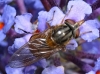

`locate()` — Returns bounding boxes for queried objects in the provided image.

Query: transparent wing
[8,43,41,68]
[8,35,53,68]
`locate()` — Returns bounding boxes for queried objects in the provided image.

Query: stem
[76,51,100,61]
[60,51,93,73]
[15,0,27,14]
[91,0,100,11]
[40,0,52,11]
[84,0,100,21]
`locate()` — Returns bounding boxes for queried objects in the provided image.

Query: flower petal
[14,34,32,49]
[14,13,33,34]
[0,0,13,3]
[93,57,100,72]
[5,66,24,74]
[86,70,95,74]
[24,65,37,74]
[37,11,48,32]
[0,30,6,42]
[33,59,47,68]
[66,0,92,22]
[42,65,64,74]
[79,19,100,42]
[0,40,8,46]
[33,0,44,9]
[66,39,78,50]
[47,6,65,26]
[8,34,32,55]
[2,5,16,33]
[38,6,65,32]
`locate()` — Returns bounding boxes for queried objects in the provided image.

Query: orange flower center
[96,70,100,74]
[0,22,4,30]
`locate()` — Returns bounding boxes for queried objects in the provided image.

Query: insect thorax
[47,22,77,47]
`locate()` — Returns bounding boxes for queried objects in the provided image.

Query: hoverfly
[8,6,89,68]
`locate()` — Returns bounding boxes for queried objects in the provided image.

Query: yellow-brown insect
[8,7,86,68]
[8,19,85,68]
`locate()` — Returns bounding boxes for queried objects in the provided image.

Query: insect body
[8,18,85,68]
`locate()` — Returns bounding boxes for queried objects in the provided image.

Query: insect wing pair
[9,33,59,68]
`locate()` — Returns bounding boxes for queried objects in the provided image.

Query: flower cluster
[37,0,100,74]
[0,0,100,74]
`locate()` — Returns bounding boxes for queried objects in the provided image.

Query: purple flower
[66,0,92,21]
[0,4,16,46]
[38,6,65,29]
[8,34,32,54]
[66,39,78,50]
[8,13,37,51]
[33,59,47,68]
[79,19,100,42]
[14,13,36,34]
[38,11,48,32]
[42,65,64,74]
[2,4,16,34]
[24,65,37,74]
[81,39,100,54]
[5,66,24,74]
[47,6,65,26]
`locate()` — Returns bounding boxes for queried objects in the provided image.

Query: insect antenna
[60,5,73,24]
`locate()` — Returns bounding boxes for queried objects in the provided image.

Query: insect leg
[79,31,92,36]
[74,19,85,30]
[75,31,92,44]
[47,11,55,23]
